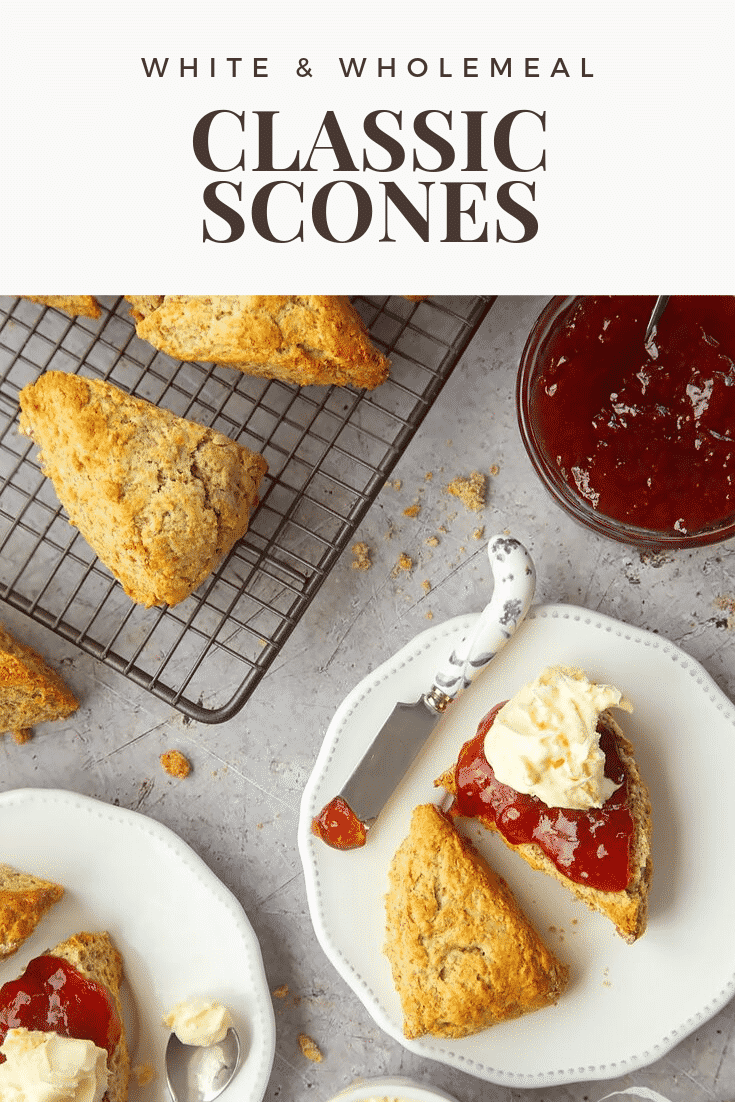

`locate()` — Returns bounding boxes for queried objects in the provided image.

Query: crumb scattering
[298,1033,323,1062]
[351,541,372,570]
[446,471,487,512]
[403,502,421,518]
[160,749,191,779]
[272,984,289,999]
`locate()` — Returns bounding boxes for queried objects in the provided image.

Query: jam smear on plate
[449,701,634,892]
[312,796,367,850]
[0,954,120,1061]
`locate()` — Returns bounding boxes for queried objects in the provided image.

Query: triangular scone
[384,804,568,1039]
[124,295,164,323]
[48,932,130,1102]
[0,865,64,960]
[18,372,267,607]
[22,296,101,319]
[436,712,653,943]
[133,295,389,390]
[0,623,78,742]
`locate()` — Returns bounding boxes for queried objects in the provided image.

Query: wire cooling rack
[0,295,495,722]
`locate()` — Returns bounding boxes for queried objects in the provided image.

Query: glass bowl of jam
[516,295,735,549]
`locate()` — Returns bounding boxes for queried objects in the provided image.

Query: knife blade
[313,535,535,847]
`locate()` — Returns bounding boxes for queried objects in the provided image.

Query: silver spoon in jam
[643,295,670,359]
[165,1027,241,1102]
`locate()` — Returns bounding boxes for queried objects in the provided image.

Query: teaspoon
[165,1027,242,1102]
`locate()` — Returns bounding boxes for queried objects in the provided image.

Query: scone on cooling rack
[0,623,78,742]
[125,295,389,390]
[384,803,569,1039]
[20,296,102,318]
[18,371,267,608]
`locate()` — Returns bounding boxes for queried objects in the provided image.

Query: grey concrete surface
[2,296,734,1102]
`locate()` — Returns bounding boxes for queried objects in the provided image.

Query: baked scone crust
[18,372,267,607]
[384,803,568,1040]
[0,864,64,960]
[0,623,78,739]
[133,295,389,390]
[48,931,130,1102]
[437,713,653,943]
[22,296,101,319]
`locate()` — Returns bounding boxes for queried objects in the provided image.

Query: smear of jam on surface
[312,796,367,850]
[0,954,120,1062]
[450,701,634,892]
[531,295,735,534]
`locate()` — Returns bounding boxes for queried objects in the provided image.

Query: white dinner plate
[298,602,735,1088]
[0,788,275,1102]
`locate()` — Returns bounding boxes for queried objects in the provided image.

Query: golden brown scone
[436,713,653,943]
[49,931,130,1102]
[124,295,165,323]
[0,623,78,741]
[384,804,568,1040]
[21,296,101,319]
[133,295,389,390]
[0,864,64,960]
[18,372,267,607]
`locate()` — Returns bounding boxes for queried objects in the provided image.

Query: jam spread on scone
[0,954,121,1061]
[449,701,635,892]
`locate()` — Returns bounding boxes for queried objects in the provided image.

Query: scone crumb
[12,727,32,744]
[422,579,431,593]
[403,502,421,518]
[132,1064,156,1087]
[425,471,434,481]
[472,526,485,540]
[160,750,191,779]
[351,542,372,571]
[425,611,434,620]
[392,553,413,577]
[447,471,487,512]
[298,1033,323,1062]
[272,984,289,999]
[425,536,439,548]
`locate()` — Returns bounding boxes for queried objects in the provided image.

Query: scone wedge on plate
[384,803,568,1040]
[0,623,79,742]
[0,864,64,961]
[128,295,389,390]
[0,931,130,1102]
[436,666,653,943]
[18,371,267,607]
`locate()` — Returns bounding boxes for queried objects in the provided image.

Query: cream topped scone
[436,665,653,942]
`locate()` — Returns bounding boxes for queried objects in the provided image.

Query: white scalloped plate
[0,788,275,1102]
[298,603,735,1088]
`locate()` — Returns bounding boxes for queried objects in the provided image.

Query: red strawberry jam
[448,701,634,892]
[312,796,367,850]
[0,954,120,1063]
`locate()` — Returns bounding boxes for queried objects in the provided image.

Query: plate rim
[0,785,277,1102]
[298,600,735,1088]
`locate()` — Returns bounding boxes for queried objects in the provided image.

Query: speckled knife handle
[429,535,536,704]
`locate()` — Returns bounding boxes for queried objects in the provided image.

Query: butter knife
[313,535,535,847]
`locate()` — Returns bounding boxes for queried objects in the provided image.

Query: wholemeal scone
[0,865,64,960]
[21,296,101,318]
[132,295,389,390]
[18,371,267,607]
[0,623,78,741]
[384,803,568,1039]
[436,667,653,943]
[0,931,130,1102]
